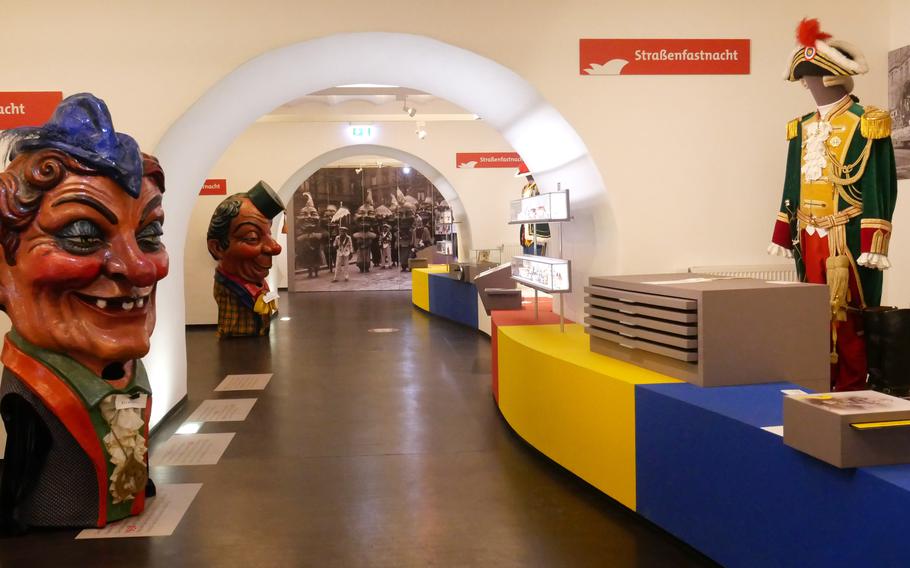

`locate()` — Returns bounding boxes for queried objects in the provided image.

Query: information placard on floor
[215,373,273,392]
[186,398,257,422]
[151,433,235,466]
[75,483,202,539]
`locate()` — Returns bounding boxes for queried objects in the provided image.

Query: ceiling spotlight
[402,166,412,174]
[416,121,427,140]
[402,97,417,117]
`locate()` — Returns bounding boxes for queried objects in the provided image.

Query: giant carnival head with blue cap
[0,93,169,376]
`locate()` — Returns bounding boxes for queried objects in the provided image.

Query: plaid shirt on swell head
[213,278,270,338]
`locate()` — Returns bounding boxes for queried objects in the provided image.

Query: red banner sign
[456,152,528,173]
[200,179,227,195]
[580,39,750,75]
[0,92,63,129]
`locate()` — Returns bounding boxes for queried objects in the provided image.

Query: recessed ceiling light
[337,83,400,88]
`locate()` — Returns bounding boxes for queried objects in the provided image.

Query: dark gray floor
[0,291,717,567]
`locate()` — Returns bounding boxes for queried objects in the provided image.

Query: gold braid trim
[787,118,800,140]
[861,218,893,231]
[861,220,892,255]
[861,107,892,139]
[796,205,862,229]
[827,137,873,186]
[872,230,891,256]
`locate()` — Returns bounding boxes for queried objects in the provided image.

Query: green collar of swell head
[7,330,151,408]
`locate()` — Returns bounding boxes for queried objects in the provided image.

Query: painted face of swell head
[212,198,282,284]
[0,171,169,373]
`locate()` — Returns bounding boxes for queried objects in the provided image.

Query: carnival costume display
[769,19,898,391]
[519,178,550,254]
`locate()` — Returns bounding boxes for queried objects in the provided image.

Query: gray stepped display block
[584,273,829,391]
[484,288,523,312]
[474,263,519,315]
[784,391,910,468]
[448,262,494,283]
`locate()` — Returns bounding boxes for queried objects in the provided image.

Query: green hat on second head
[247,180,284,219]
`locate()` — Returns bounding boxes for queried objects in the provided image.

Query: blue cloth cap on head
[8,93,143,197]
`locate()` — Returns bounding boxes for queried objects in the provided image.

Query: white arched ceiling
[151,32,615,427]
[270,143,472,293]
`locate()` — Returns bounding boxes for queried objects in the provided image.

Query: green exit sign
[349,125,374,139]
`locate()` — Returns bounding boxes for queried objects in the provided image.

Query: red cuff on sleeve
[861,227,874,253]
[772,219,792,249]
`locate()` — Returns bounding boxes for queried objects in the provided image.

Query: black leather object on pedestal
[864,307,910,396]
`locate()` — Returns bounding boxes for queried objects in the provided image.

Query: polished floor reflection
[0,291,716,567]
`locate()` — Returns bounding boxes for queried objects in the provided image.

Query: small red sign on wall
[580,39,750,75]
[0,92,64,129]
[200,179,227,195]
[456,152,528,173]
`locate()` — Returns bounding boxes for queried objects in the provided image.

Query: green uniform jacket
[772,101,898,307]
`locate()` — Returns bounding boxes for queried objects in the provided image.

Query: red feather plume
[796,18,831,48]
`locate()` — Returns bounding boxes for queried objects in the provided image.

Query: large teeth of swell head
[136,298,145,308]
[96,299,108,309]
[122,301,134,311]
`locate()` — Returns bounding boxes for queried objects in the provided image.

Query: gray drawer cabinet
[584,274,830,391]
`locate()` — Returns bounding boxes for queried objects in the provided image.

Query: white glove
[857,252,891,270]
[767,243,794,259]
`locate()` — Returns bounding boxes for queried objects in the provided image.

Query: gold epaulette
[861,107,891,139]
[786,117,800,140]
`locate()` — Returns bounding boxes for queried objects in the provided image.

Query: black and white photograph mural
[289,164,456,292]
[889,44,910,179]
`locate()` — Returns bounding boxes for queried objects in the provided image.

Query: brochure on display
[508,190,570,224]
[511,254,571,293]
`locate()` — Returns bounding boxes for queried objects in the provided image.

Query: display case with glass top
[508,190,570,224]
[511,255,571,293]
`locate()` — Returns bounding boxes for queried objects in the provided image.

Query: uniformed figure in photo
[769,19,898,391]
[397,199,416,272]
[410,216,432,252]
[321,203,339,271]
[333,225,353,282]
[207,181,284,338]
[379,223,394,268]
[0,94,167,532]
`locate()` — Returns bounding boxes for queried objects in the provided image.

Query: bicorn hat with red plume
[784,18,867,81]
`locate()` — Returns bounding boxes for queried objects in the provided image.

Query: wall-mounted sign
[580,39,750,75]
[348,124,375,139]
[200,179,227,195]
[456,152,528,173]
[0,91,63,129]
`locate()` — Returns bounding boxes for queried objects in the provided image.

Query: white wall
[184,120,525,324]
[0,0,901,429]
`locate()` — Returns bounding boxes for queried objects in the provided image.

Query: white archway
[272,143,472,292]
[150,32,615,426]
